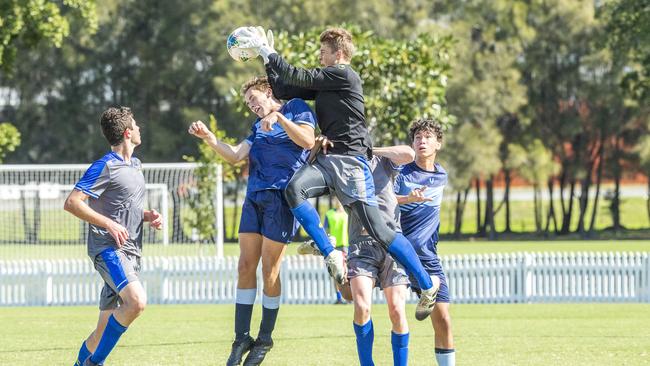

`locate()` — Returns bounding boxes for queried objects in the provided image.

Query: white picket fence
[1,252,649,306]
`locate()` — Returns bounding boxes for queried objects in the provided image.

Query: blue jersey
[395,162,447,263]
[244,98,316,195]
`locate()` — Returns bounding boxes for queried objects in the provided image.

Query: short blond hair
[240,76,271,96]
[320,28,355,61]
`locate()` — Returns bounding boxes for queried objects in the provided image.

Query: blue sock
[235,288,256,340]
[353,320,374,366]
[435,348,456,366]
[89,314,127,364]
[74,341,90,366]
[336,291,342,302]
[386,234,433,290]
[391,332,409,366]
[290,201,334,257]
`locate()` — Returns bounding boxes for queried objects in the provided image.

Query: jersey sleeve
[286,99,317,128]
[74,160,111,198]
[267,54,351,91]
[394,173,408,196]
[244,122,258,145]
[266,63,317,100]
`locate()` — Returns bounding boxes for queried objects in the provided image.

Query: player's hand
[308,135,333,163]
[408,186,433,203]
[146,209,163,230]
[239,26,276,63]
[106,219,129,248]
[188,121,216,143]
[320,136,334,154]
[260,111,280,131]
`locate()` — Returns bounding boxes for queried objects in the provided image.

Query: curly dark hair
[100,107,134,146]
[408,118,444,143]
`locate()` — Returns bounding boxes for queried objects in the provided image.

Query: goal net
[0,163,224,259]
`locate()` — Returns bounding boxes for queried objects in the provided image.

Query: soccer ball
[226,27,259,62]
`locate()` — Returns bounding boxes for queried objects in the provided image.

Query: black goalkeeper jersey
[266,53,373,157]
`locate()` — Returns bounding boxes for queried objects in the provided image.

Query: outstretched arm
[373,145,415,166]
[266,63,317,100]
[266,53,350,91]
[188,121,250,164]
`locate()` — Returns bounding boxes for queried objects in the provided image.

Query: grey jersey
[348,155,401,242]
[74,151,146,258]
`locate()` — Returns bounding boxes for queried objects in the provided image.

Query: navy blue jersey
[395,162,447,263]
[244,98,316,194]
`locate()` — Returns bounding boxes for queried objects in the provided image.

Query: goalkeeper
[238,26,440,320]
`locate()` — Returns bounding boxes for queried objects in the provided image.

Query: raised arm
[373,145,415,166]
[266,63,317,100]
[188,121,250,164]
[266,53,350,91]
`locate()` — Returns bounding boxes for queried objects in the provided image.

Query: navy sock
[387,233,433,290]
[353,320,374,366]
[435,348,456,366]
[290,201,334,257]
[89,314,127,364]
[391,332,409,366]
[336,291,342,301]
[235,288,256,340]
[258,294,280,342]
[74,341,90,366]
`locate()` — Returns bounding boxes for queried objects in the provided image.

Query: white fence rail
[1,252,649,306]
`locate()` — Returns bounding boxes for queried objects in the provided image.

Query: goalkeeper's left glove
[239,26,276,64]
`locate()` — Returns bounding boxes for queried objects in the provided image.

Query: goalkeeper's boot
[415,275,441,321]
[297,239,322,256]
[324,249,347,286]
[242,338,273,366]
[82,357,102,366]
[226,335,255,366]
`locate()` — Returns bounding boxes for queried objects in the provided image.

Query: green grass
[0,303,648,365]
[1,240,648,260]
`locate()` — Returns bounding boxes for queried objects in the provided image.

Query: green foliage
[0,123,20,163]
[0,0,97,70]
[183,115,242,242]
[507,140,559,187]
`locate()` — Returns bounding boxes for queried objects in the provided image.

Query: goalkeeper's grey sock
[435,348,455,366]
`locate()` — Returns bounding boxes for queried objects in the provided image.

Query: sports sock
[336,291,343,302]
[435,348,456,366]
[391,332,409,366]
[290,201,334,257]
[258,294,280,342]
[235,288,257,340]
[353,319,374,366]
[386,233,433,290]
[89,314,127,364]
[74,341,90,366]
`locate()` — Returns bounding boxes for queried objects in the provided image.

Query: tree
[0,122,20,162]
[0,0,97,71]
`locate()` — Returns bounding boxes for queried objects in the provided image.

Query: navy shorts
[239,189,299,244]
[409,256,450,303]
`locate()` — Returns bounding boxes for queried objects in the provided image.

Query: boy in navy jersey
[188,76,316,365]
[395,119,455,366]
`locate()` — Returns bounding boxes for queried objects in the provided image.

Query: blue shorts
[409,256,450,303]
[239,189,299,244]
[93,248,141,310]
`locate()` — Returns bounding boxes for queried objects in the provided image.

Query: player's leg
[431,274,455,366]
[227,233,263,366]
[348,200,439,320]
[350,276,376,366]
[84,250,143,366]
[284,162,346,284]
[380,251,411,366]
[384,285,409,366]
[73,308,110,365]
[228,192,265,365]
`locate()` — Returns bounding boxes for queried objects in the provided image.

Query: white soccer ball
[226,27,259,62]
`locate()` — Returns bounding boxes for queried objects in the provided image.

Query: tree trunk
[533,183,541,232]
[576,173,591,237]
[484,176,496,240]
[588,142,605,233]
[545,178,558,235]
[475,178,483,236]
[454,187,470,238]
[560,178,576,234]
[612,170,622,231]
[503,169,512,233]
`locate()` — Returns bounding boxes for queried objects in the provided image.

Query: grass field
[1,240,649,259]
[1,303,648,365]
